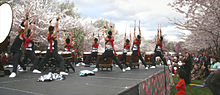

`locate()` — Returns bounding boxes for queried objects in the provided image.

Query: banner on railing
[139,69,172,95]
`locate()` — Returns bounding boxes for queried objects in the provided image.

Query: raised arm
[72,37,75,46]
[92,32,94,44]
[124,32,126,44]
[48,18,53,35]
[138,20,141,36]
[49,18,52,27]
[110,22,114,38]
[69,33,72,44]
[52,16,60,37]
[160,25,162,37]
[130,31,131,45]
[29,19,36,39]
[133,20,136,40]
[98,33,100,44]
[103,20,107,38]
[157,28,160,44]
[64,33,67,45]
[23,12,29,36]
[56,31,59,43]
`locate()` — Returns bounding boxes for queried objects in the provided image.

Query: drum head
[0,3,13,43]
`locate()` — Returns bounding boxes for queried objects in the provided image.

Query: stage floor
[0,65,166,95]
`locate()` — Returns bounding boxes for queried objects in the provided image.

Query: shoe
[145,67,149,70]
[76,63,80,66]
[8,65,13,68]
[17,65,21,69]
[33,69,42,74]
[92,68,98,72]
[115,65,119,67]
[125,67,131,71]
[122,69,126,72]
[18,68,25,72]
[60,72,68,76]
[150,66,156,69]
[81,63,85,66]
[9,72,16,78]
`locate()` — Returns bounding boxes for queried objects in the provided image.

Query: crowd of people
[165,53,220,82]
[160,52,220,95]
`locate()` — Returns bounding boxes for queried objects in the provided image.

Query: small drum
[39,51,46,57]
[62,51,72,54]
[98,51,104,56]
[35,50,41,56]
[127,52,132,55]
[35,50,41,54]
[62,51,72,58]
[116,52,123,55]
[84,52,91,55]
[41,51,47,54]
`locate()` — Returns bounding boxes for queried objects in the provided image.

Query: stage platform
[0,65,170,95]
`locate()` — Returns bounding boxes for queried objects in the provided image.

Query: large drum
[97,51,104,56]
[145,52,154,64]
[0,3,13,53]
[83,52,91,62]
[126,52,132,61]
[97,51,113,70]
[124,52,139,68]
[116,52,123,59]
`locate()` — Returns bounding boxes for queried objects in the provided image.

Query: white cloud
[72,0,185,42]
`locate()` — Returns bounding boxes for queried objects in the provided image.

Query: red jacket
[175,78,186,95]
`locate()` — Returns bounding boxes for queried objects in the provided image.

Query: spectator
[210,58,220,71]
[206,70,220,95]
[203,55,211,78]
[1,53,8,65]
[175,68,186,95]
[182,52,193,84]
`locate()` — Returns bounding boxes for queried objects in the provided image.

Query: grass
[170,76,213,95]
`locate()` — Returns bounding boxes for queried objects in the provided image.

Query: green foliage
[69,28,85,54]
[93,19,115,33]
[58,0,79,18]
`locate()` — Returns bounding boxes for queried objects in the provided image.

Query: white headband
[19,25,25,29]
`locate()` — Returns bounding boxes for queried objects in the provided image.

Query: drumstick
[104,19,106,27]
[29,15,37,19]
[110,18,112,27]
[27,5,33,13]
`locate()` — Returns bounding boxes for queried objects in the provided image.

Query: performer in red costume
[93,21,125,72]
[64,33,74,52]
[84,33,100,64]
[40,16,68,75]
[126,20,148,71]
[119,31,131,67]
[9,11,29,78]
[151,25,167,69]
[22,19,41,74]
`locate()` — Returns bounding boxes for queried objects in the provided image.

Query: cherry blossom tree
[9,0,103,53]
[170,0,220,60]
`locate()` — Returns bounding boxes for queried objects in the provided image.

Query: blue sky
[70,0,190,42]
